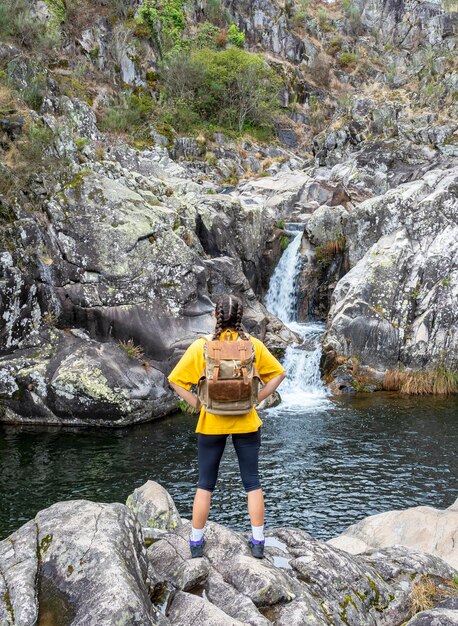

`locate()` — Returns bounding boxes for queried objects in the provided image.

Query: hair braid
[234,300,248,340]
[212,294,247,340]
[212,302,225,340]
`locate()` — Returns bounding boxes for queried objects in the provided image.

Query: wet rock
[328,498,458,569]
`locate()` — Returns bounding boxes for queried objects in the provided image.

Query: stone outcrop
[0,109,297,425]
[321,165,458,382]
[0,499,163,626]
[328,497,458,570]
[1,483,457,625]
[126,480,182,540]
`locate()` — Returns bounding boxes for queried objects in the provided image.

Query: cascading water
[265,227,330,410]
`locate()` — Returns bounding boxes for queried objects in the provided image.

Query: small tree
[159,47,281,134]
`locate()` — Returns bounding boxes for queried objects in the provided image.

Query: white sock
[252,524,264,541]
[190,526,205,542]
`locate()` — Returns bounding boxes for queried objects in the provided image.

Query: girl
[168,294,286,559]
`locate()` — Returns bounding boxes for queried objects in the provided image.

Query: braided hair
[212,294,248,340]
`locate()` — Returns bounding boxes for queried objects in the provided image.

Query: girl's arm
[169,381,202,409]
[257,371,286,403]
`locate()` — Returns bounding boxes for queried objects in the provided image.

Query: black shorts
[197,429,261,493]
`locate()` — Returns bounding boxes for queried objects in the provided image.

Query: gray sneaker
[189,537,206,558]
[248,536,265,559]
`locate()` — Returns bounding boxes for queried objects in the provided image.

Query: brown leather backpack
[197,334,261,415]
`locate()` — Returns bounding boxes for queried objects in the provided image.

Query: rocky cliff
[0,0,457,424]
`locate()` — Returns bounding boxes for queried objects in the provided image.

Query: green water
[1,393,457,540]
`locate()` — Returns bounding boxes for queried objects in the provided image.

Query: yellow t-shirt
[167,329,285,435]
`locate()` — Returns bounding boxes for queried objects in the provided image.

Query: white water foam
[264,229,330,412]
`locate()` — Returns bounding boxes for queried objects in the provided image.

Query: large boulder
[0,327,176,426]
[328,498,458,569]
[0,500,164,626]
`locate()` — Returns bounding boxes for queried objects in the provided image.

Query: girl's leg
[247,488,264,527]
[232,429,264,528]
[192,433,227,530]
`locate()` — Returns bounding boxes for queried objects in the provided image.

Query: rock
[0,500,162,626]
[405,606,458,625]
[166,590,246,626]
[172,137,204,160]
[2,484,458,625]
[0,327,177,427]
[147,508,458,626]
[323,165,458,375]
[327,498,458,569]
[126,481,182,538]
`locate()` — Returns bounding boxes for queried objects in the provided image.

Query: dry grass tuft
[383,367,458,395]
[410,576,442,615]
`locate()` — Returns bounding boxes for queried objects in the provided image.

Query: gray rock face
[328,498,458,569]
[126,481,182,539]
[147,519,458,626]
[1,117,297,424]
[0,500,161,626]
[322,165,458,376]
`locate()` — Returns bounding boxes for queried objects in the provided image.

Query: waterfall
[264,227,330,410]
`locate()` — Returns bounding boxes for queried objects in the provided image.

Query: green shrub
[338,51,358,68]
[317,7,333,31]
[21,75,47,111]
[159,47,281,134]
[193,22,220,49]
[136,0,186,54]
[0,0,61,50]
[98,92,154,133]
[118,339,145,361]
[280,235,290,250]
[227,23,245,47]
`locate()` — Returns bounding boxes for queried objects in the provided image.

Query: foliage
[177,398,200,415]
[317,7,333,32]
[159,47,281,134]
[204,0,230,27]
[118,339,145,361]
[0,119,72,207]
[20,75,47,112]
[193,22,220,49]
[136,0,186,55]
[98,91,155,133]
[315,237,346,266]
[340,0,363,34]
[227,24,245,48]
[338,51,358,68]
[274,219,285,229]
[0,0,61,51]
[280,235,290,250]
